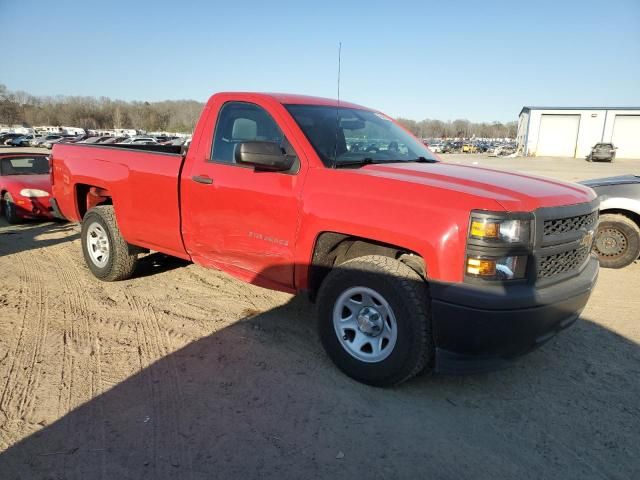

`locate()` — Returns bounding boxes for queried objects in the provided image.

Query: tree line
[0,84,202,133]
[1,84,517,137]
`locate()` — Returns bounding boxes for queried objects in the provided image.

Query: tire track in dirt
[182,267,291,326]
[51,246,106,479]
[0,252,49,437]
[126,292,193,479]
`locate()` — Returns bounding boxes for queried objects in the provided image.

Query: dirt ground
[0,150,639,479]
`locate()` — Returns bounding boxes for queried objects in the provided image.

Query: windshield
[285,104,437,167]
[1,156,50,175]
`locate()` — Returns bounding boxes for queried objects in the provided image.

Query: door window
[211,102,286,164]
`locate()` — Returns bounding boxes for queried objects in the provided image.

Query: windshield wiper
[389,156,437,164]
[333,157,375,168]
[364,157,439,165]
[333,156,438,168]
[413,156,438,163]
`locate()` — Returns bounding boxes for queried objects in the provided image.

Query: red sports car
[0,153,55,223]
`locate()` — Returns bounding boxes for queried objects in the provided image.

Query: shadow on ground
[133,252,191,279]
[0,221,77,257]
[0,292,637,480]
[0,221,189,280]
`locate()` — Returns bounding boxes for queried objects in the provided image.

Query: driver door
[181,100,304,291]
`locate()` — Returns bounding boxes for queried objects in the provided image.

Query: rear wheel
[593,213,640,269]
[317,255,433,387]
[2,193,20,224]
[81,206,138,281]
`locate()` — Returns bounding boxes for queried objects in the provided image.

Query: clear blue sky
[1,0,639,122]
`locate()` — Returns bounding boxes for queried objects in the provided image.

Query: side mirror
[235,141,293,172]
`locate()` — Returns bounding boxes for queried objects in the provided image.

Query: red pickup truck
[51,92,599,386]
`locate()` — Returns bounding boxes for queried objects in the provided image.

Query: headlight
[469,216,532,244]
[466,255,527,280]
[19,188,49,198]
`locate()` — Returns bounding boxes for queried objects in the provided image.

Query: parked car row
[425,139,517,155]
[1,132,190,149]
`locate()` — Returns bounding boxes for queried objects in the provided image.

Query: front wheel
[317,255,433,387]
[81,206,139,281]
[593,213,640,269]
[2,193,20,224]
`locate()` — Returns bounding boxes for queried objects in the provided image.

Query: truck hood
[355,162,595,211]
[3,174,52,193]
[579,175,640,188]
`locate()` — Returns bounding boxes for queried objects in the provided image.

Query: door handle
[192,175,213,185]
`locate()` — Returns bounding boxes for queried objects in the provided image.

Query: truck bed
[51,142,188,258]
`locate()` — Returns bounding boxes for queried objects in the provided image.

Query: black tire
[317,255,433,387]
[2,193,20,224]
[593,213,640,269]
[81,206,139,281]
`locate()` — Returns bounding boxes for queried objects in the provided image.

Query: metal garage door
[612,115,640,159]
[536,114,580,157]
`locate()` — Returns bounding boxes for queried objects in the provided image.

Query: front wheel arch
[307,232,428,300]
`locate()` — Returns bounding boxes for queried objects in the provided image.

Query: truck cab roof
[210,92,370,111]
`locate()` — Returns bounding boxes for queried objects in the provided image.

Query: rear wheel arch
[75,183,113,219]
[599,208,640,229]
[308,232,427,299]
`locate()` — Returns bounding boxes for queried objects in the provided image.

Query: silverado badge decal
[248,231,289,247]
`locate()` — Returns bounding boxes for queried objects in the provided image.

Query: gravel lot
[0,148,639,479]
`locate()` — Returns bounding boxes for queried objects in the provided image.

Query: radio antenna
[333,41,342,168]
[337,41,342,106]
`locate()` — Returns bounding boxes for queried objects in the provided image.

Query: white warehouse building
[516,107,640,159]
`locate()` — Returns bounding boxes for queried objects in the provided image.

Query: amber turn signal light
[470,220,500,239]
[466,257,497,276]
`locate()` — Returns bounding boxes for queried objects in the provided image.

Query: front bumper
[13,196,55,220]
[430,255,599,374]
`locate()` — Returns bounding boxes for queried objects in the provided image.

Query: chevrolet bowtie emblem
[580,230,595,248]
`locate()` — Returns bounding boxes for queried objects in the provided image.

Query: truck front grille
[543,211,598,237]
[537,246,590,279]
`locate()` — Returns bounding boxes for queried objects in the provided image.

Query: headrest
[232,118,257,140]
